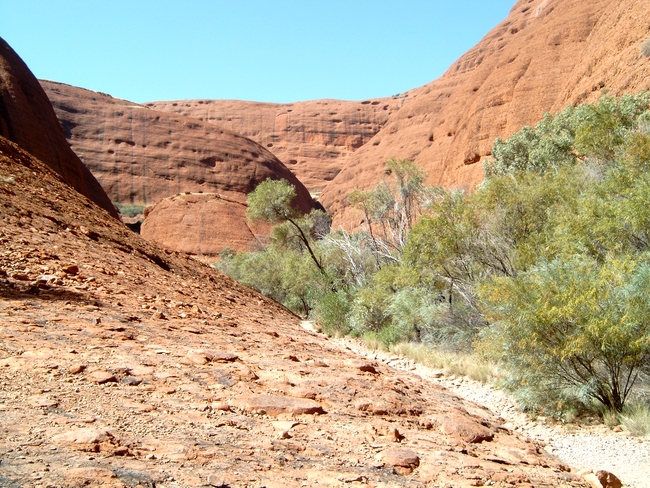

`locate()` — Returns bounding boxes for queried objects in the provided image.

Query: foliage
[619,403,650,436]
[219,94,650,415]
[247,178,326,274]
[348,158,439,258]
[114,202,146,217]
[641,38,650,58]
[480,256,650,412]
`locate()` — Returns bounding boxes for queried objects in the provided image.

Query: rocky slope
[146,97,403,192]
[319,0,650,226]
[0,134,592,487]
[0,37,117,218]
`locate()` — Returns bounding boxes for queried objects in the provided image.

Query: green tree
[247,178,325,274]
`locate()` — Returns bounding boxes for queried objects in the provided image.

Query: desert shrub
[115,203,146,217]
[619,403,650,436]
[480,256,650,412]
[313,289,353,336]
[641,38,650,58]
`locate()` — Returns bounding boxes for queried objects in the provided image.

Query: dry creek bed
[303,324,650,487]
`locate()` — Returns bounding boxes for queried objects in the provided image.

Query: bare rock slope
[140,192,271,257]
[0,37,117,218]
[0,134,590,487]
[319,0,650,225]
[40,80,315,211]
[147,97,402,192]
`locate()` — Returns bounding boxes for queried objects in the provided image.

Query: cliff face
[40,80,317,212]
[147,97,402,192]
[317,0,650,226]
[0,37,118,218]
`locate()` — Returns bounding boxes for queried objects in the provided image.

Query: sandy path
[312,326,650,487]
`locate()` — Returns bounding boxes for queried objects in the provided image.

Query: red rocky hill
[40,80,320,255]
[146,97,403,193]
[146,0,650,228]
[319,0,650,226]
[0,37,117,218]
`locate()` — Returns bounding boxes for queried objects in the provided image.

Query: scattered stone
[231,394,325,416]
[62,264,79,275]
[28,395,58,408]
[345,359,379,374]
[52,428,118,452]
[122,376,142,386]
[187,349,239,364]
[152,310,167,320]
[87,370,117,384]
[435,414,495,443]
[381,448,420,475]
[595,470,623,488]
[69,363,87,374]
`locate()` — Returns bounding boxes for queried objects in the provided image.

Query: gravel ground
[327,333,650,488]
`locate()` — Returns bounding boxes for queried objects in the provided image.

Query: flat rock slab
[231,394,325,416]
[52,428,116,445]
[65,467,116,480]
[436,414,494,443]
[381,448,420,475]
[86,370,117,384]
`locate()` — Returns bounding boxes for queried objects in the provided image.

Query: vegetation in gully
[217,93,650,427]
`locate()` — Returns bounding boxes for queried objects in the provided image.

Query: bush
[641,39,650,58]
[313,289,353,336]
[115,203,146,217]
[619,403,650,436]
[480,256,650,412]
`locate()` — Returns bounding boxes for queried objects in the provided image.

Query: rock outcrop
[40,80,316,212]
[140,192,271,256]
[147,97,402,192]
[0,37,117,218]
[0,132,589,488]
[319,0,650,226]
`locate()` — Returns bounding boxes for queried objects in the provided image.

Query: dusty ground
[333,336,649,487]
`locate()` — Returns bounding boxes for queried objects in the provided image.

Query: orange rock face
[40,80,317,213]
[0,37,117,218]
[140,192,271,256]
[317,0,650,226]
[147,97,402,192]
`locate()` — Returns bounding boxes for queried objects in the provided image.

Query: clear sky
[2,0,515,104]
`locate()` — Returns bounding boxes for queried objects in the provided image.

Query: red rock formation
[140,192,271,256]
[0,37,117,218]
[40,80,317,214]
[319,0,650,226]
[147,97,402,192]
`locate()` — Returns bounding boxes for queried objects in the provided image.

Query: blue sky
[2,1,515,103]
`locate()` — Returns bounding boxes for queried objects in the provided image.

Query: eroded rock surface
[0,37,117,217]
[39,80,315,211]
[147,97,402,192]
[140,192,271,256]
[0,134,589,486]
[318,0,650,226]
